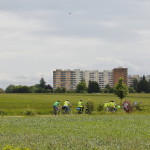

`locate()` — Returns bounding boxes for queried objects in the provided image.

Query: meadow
[0,93,150,115]
[0,93,150,150]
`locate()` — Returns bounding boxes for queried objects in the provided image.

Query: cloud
[0,0,150,89]
[95,57,139,74]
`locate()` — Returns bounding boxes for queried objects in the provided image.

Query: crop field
[0,93,150,150]
[0,93,150,115]
[0,115,150,150]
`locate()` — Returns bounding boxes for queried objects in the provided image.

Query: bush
[97,104,104,112]
[22,108,37,116]
[0,110,4,116]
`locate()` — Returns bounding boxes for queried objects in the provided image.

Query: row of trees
[130,76,150,93]
[1,76,150,94]
[76,80,113,93]
[5,78,53,93]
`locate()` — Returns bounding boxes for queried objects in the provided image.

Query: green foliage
[5,78,53,93]
[0,110,4,116]
[5,85,31,93]
[39,77,46,89]
[22,108,37,116]
[54,87,66,93]
[0,88,5,93]
[76,80,87,93]
[3,145,31,150]
[131,78,139,92]
[137,76,149,93]
[5,85,16,93]
[128,87,136,93]
[104,84,114,93]
[97,104,104,111]
[87,81,100,93]
[85,100,94,111]
[114,78,128,101]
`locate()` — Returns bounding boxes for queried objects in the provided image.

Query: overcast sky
[0,0,150,89]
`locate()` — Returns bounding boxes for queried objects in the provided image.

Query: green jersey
[53,101,60,107]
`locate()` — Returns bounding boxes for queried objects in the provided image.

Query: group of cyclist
[104,100,142,113]
[53,99,92,115]
[53,99,142,115]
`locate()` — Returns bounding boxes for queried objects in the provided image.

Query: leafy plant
[22,108,36,116]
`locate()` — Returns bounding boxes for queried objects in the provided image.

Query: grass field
[0,93,150,115]
[0,93,150,149]
[0,115,150,150]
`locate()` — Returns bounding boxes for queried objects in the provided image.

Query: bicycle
[52,107,61,115]
[76,107,84,114]
[61,106,72,115]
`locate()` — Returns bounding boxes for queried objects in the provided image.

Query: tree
[39,78,46,89]
[5,85,16,93]
[104,84,113,93]
[148,79,150,93]
[137,76,149,93]
[87,81,100,93]
[76,80,87,93]
[54,87,66,93]
[45,84,53,93]
[131,78,139,92]
[0,88,5,93]
[114,78,128,104]
[128,86,136,93]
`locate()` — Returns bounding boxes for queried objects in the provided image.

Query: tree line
[3,78,53,93]
[130,76,150,93]
[0,75,150,93]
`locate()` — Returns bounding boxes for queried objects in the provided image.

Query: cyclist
[53,100,61,115]
[62,99,72,114]
[77,99,84,114]
[109,101,117,112]
[123,100,132,113]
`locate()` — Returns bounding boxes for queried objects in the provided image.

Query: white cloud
[0,0,150,89]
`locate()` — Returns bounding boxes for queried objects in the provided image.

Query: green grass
[0,115,149,150]
[0,93,150,115]
[0,94,149,149]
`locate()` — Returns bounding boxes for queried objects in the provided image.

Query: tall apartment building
[53,69,73,91]
[53,68,128,90]
[84,70,99,87]
[113,67,128,86]
[99,70,113,89]
[72,69,85,90]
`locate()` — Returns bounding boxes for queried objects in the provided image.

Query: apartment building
[53,69,117,90]
[53,69,73,91]
[84,70,99,87]
[127,75,140,87]
[99,70,113,89]
[53,68,150,90]
[72,69,85,90]
[113,67,128,86]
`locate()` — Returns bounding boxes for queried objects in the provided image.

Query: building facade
[53,68,128,90]
[113,67,128,86]
[53,69,73,91]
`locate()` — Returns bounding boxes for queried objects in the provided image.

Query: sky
[0,0,150,89]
